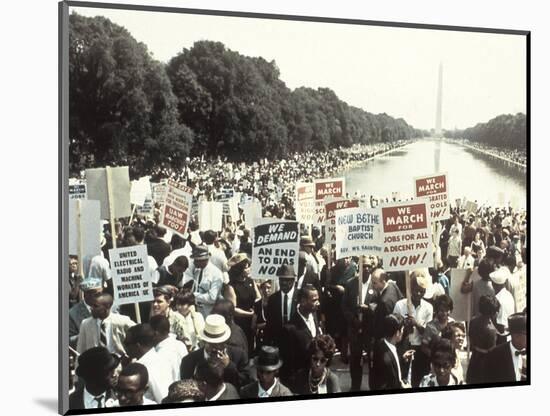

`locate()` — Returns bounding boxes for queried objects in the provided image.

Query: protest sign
[109,245,153,305]
[242,200,262,229]
[130,176,152,206]
[69,181,87,200]
[381,199,433,271]
[414,173,449,221]
[335,206,382,260]
[296,182,315,224]
[251,219,300,280]
[198,201,224,232]
[136,197,154,217]
[160,180,193,237]
[152,181,168,205]
[313,178,345,224]
[68,200,101,271]
[325,198,360,247]
[449,268,473,322]
[465,200,478,215]
[515,268,527,312]
[86,166,132,219]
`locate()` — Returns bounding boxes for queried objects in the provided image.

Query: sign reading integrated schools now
[109,245,153,305]
[414,173,449,221]
[251,219,300,280]
[381,199,433,271]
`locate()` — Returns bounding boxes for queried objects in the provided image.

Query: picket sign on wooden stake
[406,270,413,316]
[76,199,85,278]
[106,167,141,323]
[357,256,364,331]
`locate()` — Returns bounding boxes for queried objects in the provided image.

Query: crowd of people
[67,141,528,409]
[448,138,527,167]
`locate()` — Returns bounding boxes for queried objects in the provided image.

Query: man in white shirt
[392,271,433,387]
[182,245,224,317]
[150,314,188,384]
[490,267,515,341]
[77,293,136,357]
[457,246,475,269]
[123,324,173,403]
[113,362,157,406]
[203,230,229,280]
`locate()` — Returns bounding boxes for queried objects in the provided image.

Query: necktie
[197,268,204,287]
[283,293,289,323]
[94,395,104,408]
[99,321,107,348]
[515,349,526,356]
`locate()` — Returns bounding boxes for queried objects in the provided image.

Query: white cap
[489,267,511,285]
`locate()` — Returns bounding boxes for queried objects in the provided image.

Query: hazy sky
[72,6,526,130]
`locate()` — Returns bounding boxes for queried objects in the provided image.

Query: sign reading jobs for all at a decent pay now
[381,199,433,271]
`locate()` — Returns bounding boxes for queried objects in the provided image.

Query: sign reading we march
[109,245,153,305]
[251,219,300,280]
[414,173,449,221]
[313,178,345,224]
[381,199,433,271]
[325,198,360,247]
[160,180,193,236]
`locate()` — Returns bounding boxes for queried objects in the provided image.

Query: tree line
[69,13,426,178]
[443,113,526,150]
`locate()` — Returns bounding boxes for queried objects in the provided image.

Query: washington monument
[435,62,443,137]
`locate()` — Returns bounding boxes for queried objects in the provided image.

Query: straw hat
[226,253,249,270]
[199,314,231,344]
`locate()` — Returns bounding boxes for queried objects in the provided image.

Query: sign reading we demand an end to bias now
[381,199,433,271]
[109,245,153,305]
[414,173,449,222]
[251,219,300,280]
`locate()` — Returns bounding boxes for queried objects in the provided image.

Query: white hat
[199,314,231,344]
[489,267,511,285]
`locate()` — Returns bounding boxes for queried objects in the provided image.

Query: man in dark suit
[195,357,241,401]
[371,268,404,340]
[265,265,298,347]
[371,314,413,390]
[240,346,293,398]
[281,284,322,383]
[180,314,250,388]
[485,313,527,383]
[69,346,119,410]
[342,256,379,391]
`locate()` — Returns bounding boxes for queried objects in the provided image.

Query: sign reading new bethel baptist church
[109,245,153,305]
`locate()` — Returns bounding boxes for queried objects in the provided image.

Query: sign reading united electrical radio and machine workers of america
[335,206,382,260]
[381,199,434,271]
[109,245,153,305]
[160,180,193,237]
[251,219,300,280]
[414,173,449,222]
